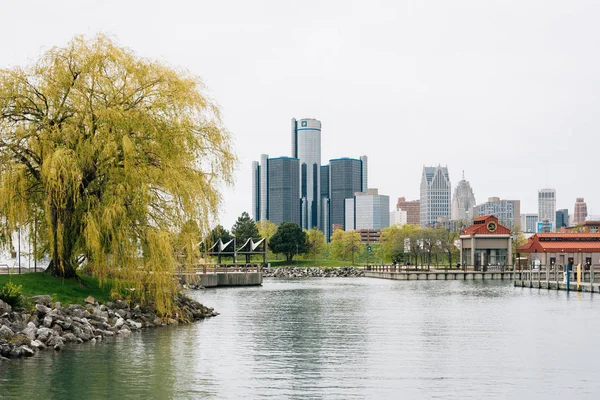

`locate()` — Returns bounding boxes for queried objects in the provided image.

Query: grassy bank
[0,273,113,305]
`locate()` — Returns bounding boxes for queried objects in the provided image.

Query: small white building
[390,209,408,227]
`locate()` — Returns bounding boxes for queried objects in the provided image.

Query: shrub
[0,281,24,308]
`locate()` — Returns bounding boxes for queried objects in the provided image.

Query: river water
[1,278,600,399]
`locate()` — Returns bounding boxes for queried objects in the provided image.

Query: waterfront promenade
[178,264,263,287]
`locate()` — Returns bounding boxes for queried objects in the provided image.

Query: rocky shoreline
[0,293,216,361]
[262,266,364,278]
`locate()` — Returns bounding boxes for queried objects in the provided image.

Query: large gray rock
[0,300,11,314]
[35,304,51,315]
[127,320,142,330]
[114,318,124,329]
[0,325,15,340]
[30,295,52,305]
[30,339,45,349]
[19,345,35,357]
[22,322,38,340]
[84,296,96,305]
[43,315,53,328]
[36,327,53,342]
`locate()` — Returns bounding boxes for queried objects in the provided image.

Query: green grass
[0,273,113,305]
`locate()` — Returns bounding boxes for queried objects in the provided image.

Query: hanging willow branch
[0,35,236,315]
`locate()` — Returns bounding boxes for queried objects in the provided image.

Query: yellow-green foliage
[329,229,362,261]
[0,35,235,315]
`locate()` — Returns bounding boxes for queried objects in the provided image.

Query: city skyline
[3,1,600,230]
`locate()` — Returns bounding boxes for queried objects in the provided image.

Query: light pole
[296,243,299,268]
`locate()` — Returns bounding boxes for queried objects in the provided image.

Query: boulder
[36,327,53,342]
[84,296,96,305]
[0,325,15,340]
[30,340,45,349]
[22,322,38,341]
[19,345,35,357]
[127,320,142,330]
[0,300,12,314]
[43,315,53,328]
[114,318,124,329]
[30,295,52,305]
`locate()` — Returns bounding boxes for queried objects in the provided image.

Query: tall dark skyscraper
[556,209,569,229]
[251,155,300,226]
[326,157,367,238]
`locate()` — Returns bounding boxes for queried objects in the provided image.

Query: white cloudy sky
[2,0,600,229]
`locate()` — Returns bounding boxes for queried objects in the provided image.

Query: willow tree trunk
[48,204,78,278]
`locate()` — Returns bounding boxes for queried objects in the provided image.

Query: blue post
[566,263,571,293]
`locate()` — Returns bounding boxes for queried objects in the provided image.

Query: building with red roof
[517,232,600,268]
[460,215,512,270]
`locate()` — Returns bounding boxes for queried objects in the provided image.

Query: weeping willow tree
[0,35,235,314]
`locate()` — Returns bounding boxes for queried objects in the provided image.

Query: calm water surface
[1,278,600,399]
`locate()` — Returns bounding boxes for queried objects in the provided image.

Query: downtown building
[291,118,322,230]
[473,197,520,231]
[538,188,556,232]
[420,165,451,227]
[520,213,539,233]
[556,209,569,229]
[451,172,476,223]
[322,156,368,240]
[574,198,588,225]
[253,118,369,241]
[345,189,390,231]
[396,197,420,225]
[252,155,300,226]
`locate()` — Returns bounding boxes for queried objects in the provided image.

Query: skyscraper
[420,165,451,227]
[520,213,538,233]
[574,198,588,225]
[556,209,569,229]
[327,157,366,237]
[473,197,521,230]
[451,172,476,222]
[251,155,300,226]
[291,118,321,230]
[538,188,556,232]
[345,189,390,231]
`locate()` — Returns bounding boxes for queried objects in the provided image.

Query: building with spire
[451,171,476,223]
[420,165,451,227]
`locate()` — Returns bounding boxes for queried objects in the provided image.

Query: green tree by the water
[0,35,235,314]
[231,212,260,245]
[268,222,308,262]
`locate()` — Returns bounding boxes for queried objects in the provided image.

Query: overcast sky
[2,0,600,229]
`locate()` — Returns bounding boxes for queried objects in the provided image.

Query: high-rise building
[390,209,408,226]
[327,157,366,239]
[345,189,390,231]
[420,165,451,227]
[251,155,300,226]
[520,213,538,233]
[574,198,588,225]
[538,188,556,232]
[473,197,520,230]
[396,197,420,225]
[556,209,569,229]
[291,118,321,230]
[451,172,476,222]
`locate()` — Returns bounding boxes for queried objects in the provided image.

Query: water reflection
[1,278,600,399]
